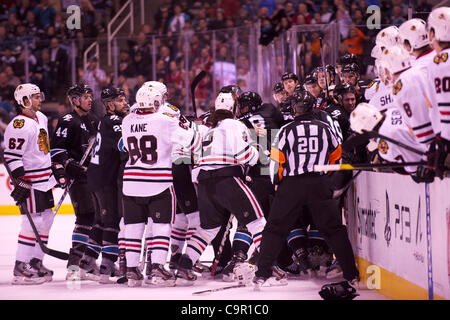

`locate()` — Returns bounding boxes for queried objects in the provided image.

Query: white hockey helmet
[215,92,236,113]
[427,6,450,42]
[350,103,384,135]
[399,18,429,52]
[371,45,383,59]
[381,45,412,75]
[144,81,168,96]
[14,83,44,108]
[135,86,163,112]
[376,26,400,50]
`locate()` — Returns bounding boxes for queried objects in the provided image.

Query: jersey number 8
[127,135,158,165]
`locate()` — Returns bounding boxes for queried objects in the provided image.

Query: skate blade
[175,277,195,286]
[145,277,176,287]
[98,274,117,284]
[80,270,100,281]
[127,279,143,287]
[12,276,46,285]
[263,277,288,287]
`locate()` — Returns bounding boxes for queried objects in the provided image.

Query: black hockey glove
[11,178,32,204]
[426,136,448,179]
[318,280,359,300]
[51,163,68,188]
[64,158,87,180]
[411,166,435,184]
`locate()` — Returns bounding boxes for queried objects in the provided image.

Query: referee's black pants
[256,173,359,281]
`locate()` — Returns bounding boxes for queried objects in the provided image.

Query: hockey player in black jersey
[220,91,284,281]
[50,84,98,279]
[84,88,129,283]
[340,63,368,105]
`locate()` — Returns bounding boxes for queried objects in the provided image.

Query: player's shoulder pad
[167,104,180,112]
[433,52,449,65]
[392,79,403,95]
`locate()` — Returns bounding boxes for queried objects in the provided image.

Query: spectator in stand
[82,56,107,101]
[4,65,19,88]
[343,24,368,56]
[49,37,68,102]
[319,1,333,23]
[80,0,98,38]
[167,60,185,90]
[242,0,257,19]
[6,12,19,35]
[258,0,277,17]
[210,8,226,30]
[390,5,406,27]
[156,59,168,82]
[32,0,56,30]
[131,50,150,80]
[11,0,33,22]
[119,49,137,78]
[32,48,54,101]
[1,48,16,67]
[168,4,190,34]
[193,46,213,72]
[0,71,15,118]
[297,3,312,24]
[154,3,171,34]
[24,10,39,37]
[334,6,352,39]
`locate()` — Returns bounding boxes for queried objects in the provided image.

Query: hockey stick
[191,70,207,119]
[319,37,330,99]
[192,283,246,296]
[210,215,234,276]
[1,153,69,260]
[53,136,96,216]
[314,161,426,172]
[332,170,362,198]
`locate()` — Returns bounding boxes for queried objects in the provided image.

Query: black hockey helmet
[281,72,298,82]
[338,53,358,66]
[273,81,285,93]
[304,73,318,85]
[238,91,262,114]
[101,87,125,103]
[313,65,336,83]
[333,83,357,101]
[67,84,93,99]
[293,90,316,114]
[341,63,360,75]
[220,85,242,97]
[279,95,295,114]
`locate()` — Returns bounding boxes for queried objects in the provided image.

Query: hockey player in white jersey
[368,50,396,113]
[174,92,266,286]
[399,18,435,70]
[350,103,430,182]
[425,6,450,177]
[383,45,439,146]
[121,86,199,287]
[4,84,67,284]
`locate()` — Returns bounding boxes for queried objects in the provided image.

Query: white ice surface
[0,215,387,300]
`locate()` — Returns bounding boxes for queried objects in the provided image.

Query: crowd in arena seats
[0,0,433,144]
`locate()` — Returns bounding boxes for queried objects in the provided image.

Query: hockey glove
[64,158,87,180]
[11,178,32,204]
[411,166,435,184]
[51,163,68,188]
[426,136,448,179]
[318,280,359,300]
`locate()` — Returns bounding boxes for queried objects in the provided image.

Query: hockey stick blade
[191,70,207,118]
[210,215,234,276]
[192,283,246,296]
[1,154,69,260]
[314,161,426,172]
[332,170,362,198]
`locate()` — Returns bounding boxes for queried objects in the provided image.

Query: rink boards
[347,171,450,300]
[0,164,449,299]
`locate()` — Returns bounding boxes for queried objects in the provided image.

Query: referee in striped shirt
[254,91,359,299]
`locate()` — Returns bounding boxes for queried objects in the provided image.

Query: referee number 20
[127,135,158,165]
[298,137,319,153]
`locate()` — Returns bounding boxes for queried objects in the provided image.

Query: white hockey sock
[144,217,153,257]
[185,226,220,265]
[246,217,267,246]
[170,213,188,254]
[16,214,36,263]
[124,222,145,267]
[150,223,171,265]
[32,209,54,261]
[118,217,125,253]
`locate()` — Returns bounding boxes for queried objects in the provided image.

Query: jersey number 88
[127,135,158,165]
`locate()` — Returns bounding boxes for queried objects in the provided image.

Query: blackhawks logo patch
[367,81,375,88]
[378,140,388,154]
[13,119,25,129]
[434,53,449,64]
[37,128,50,154]
[393,80,402,95]
[168,104,179,112]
